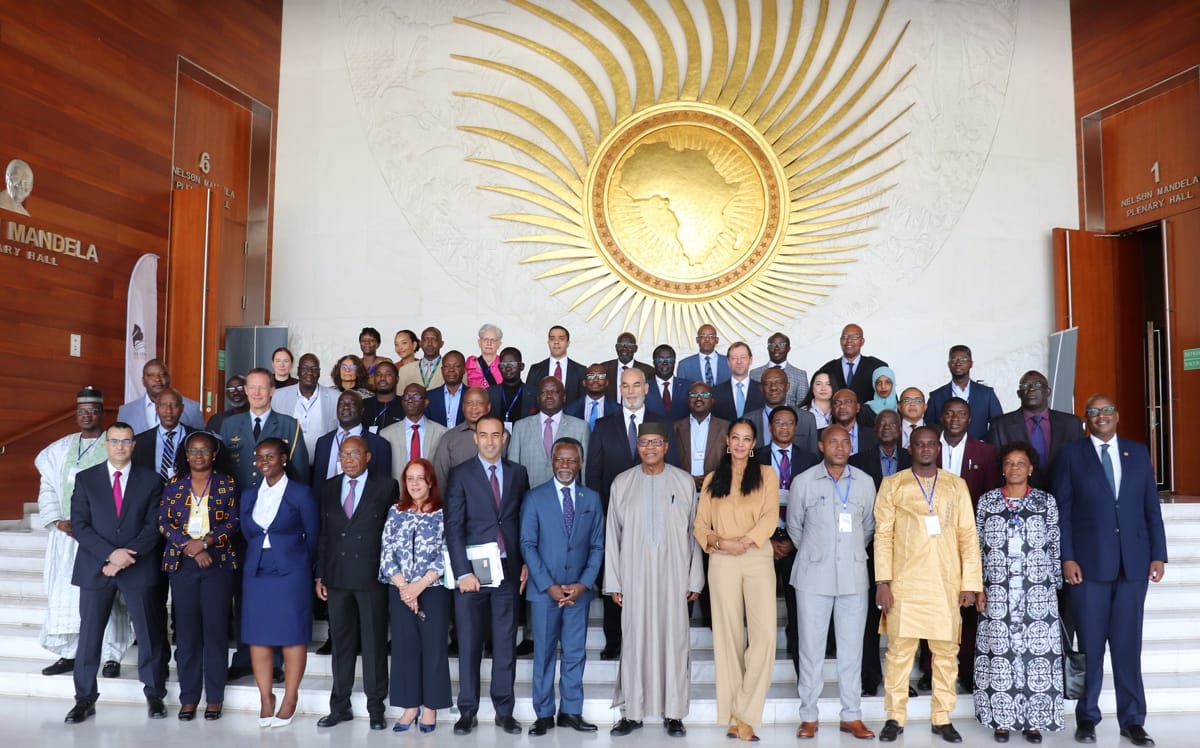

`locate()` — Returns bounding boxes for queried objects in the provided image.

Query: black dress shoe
[994,729,1010,742]
[879,720,904,742]
[515,639,535,656]
[665,718,686,737]
[370,715,387,730]
[600,647,620,660]
[101,660,121,678]
[862,685,878,697]
[453,713,478,735]
[1023,730,1042,744]
[529,717,555,735]
[1120,725,1155,746]
[610,718,643,736]
[226,665,252,681]
[42,658,74,676]
[316,638,333,655]
[932,722,963,743]
[557,713,597,732]
[909,685,919,697]
[1075,720,1097,743]
[147,696,167,719]
[317,712,353,727]
[64,700,95,724]
[496,715,522,734]
[917,673,933,691]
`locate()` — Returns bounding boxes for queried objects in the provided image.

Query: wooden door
[1164,209,1200,494]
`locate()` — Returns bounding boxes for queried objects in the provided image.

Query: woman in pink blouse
[464,323,503,388]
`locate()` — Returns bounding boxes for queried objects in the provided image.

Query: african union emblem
[455,0,911,341]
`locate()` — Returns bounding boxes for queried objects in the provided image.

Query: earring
[726,446,731,454]
[748,448,755,458]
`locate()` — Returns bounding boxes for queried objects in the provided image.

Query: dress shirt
[940,435,966,476]
[154,425,182,474]
[405,416,427,456]
[291,388,324,437]
[879,446,900,477]
[846,423,860,454]
[340,470,368,514]
[623,406,646,434]
[477,456,505,560]
[549,356,569,382]
[252,475,289,548]
[700,354,718,379]
[541,411,561,439]
[804,404,831,428]
[730,375,751,416]
[585,396,605,426]
[249,408,273,434]
[1022,408,1051,447]
[689,416,710,477]
[951,381,971,400]
[107,462,129,497]
[901,419,924,448]
[554,480,574,512]
[842,356,860,383]
[328,424,364,478]
[444,384,463,427]
[1090,434,1122,493]
[143,395,161,429]
[655,377,675,402]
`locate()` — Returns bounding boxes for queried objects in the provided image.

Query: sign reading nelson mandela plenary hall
[0,216,102,267]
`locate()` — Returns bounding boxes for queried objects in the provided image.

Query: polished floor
[23,696,1194,747]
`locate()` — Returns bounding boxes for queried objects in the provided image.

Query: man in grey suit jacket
[217,368,310,488]
[380,383,448,479]
[507,377,589,487]
[750,332,810,407]
[787,424,877,740]
[745,367,818,455]
[117,359,204,433]
[272,353,339,464]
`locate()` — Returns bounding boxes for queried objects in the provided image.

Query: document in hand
[442,542,505,589]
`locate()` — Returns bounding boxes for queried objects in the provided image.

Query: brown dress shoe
[840,720,876,739]
[796,722,818,738]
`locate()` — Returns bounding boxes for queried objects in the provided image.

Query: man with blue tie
[924,346,1003,441]
[814,324,888,411]
[712,342,763,422]
[424,351,467,428]
[564,363,617,431]
[987,370,1083,489]
[644,344,693,421]
[131,388,194,483]
[1053,395,1166,747]
[750,332,810,407]
[676,324,730,387]
[520,438,604,736]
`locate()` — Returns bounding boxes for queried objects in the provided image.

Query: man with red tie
[526,326,587,404]
[380,383,447,478]
[644,344,693,421]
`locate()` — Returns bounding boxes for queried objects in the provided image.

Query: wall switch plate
[69,334,81,357]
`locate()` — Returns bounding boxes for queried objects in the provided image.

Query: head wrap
[865,366,898,414]
[76,386,103,404]
[637,421,669,437]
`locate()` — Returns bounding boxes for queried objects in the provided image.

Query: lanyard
[826,468,852,511]
[76,435,101,463]
[373,398,394,427]
[1001,486,1030,529]
[420,358,440,388]
[912,468,938,515]
[501,385,524,421]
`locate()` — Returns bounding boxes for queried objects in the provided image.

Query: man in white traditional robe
[604,422,704,738]
[36,388,133,676]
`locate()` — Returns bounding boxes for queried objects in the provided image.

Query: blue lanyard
[912,469,938,515]
[1001,487,1029,529]
[826,468,852,512]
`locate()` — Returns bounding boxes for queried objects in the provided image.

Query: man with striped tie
[676,324,730,388]
[131,388,194,483]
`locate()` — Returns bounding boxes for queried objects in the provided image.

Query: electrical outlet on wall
[70,334,81,357]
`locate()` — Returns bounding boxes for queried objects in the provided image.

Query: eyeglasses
[479,337,500,344]
[1085,405,1116,417]
[339,364,358,371]
[636,438,665,447]
[75,407,102,415]
[653,357,675,364]
[696,333,717,340]
[1018,381,1048,392]
[766,342,788,349]
[338,450,366,459]
[584,373,607,380]
[401,394,424,402]
[186,448,213,456]
[687,392,713,399]
[899,397,924,405]
[225,385,245,393]
[107,438,133,446]
[949,356,971,364]
[840,334,863,341]
[498,362,521,369]
[297,365,320,373]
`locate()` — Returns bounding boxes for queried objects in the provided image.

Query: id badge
[924,514,941,536]
[1007,534,1022,557]
[838,512,853,533]
[694,450,706,463]
[368,425,379,435]
[186,509,204,537]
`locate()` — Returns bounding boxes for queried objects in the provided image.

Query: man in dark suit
[757,405,819,676]
[987,369,1083,489]
[644,344,693,422]
[925,345,1003,441]
[563,363,618,431]
[712,341,764,422]
[312,390,392,484]
[1053,395,1167,746]
[314,436,398,731]
[585,367,668,658]
[814,324,888,412]
[424,350,467,428]
[526,325,587,404]
[131,388,194,483]
[601,332,655,403]
[65,423,170,724]
[744,367,818,454]
[445,415,530,736]
[520,437,604,736]
[490,347,537,427]
[821,389,878,457]
[848,408,910,696]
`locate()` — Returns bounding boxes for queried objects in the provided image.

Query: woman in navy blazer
[240,437,319,728]
[158,431,240,721]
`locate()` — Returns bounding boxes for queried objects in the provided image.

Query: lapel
[499,461,520,516]
[117,468,148,528]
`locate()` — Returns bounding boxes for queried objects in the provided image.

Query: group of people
[35,321,1167,745]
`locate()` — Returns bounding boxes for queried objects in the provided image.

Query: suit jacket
[644,376,695,422]
[820,421,878,458]
[600,359,655,400]
[749,362,810,406]
[311,427,393,486]
[489,382,537,425]
[944,436,1000,504]
[520,481,605,604]
[1053,437,1167,582]
[744,406,818,455]
[987,408,1084,489]
[712,377,765,422]
[271,384,340,461]
[526,357,587,403]
[425,384,466,427]
[240,477,319,578]
[564,395,619,426]
[677,352,730,386]
[70,462,164,589]
[316,471,399,589]
[398,358,443,391]
[757,441,820,485]
[584,408,672,504]
[445,458,530,581]
[131,424,195,482]
[506,412,590,487]
[815,354,889,409]
[849,445,913,490]
[158,472,240,571]
[379,418,447,480]
[671,415,730,477]
[118,394,205,433]
[217,409,311,489]
[926,380,1004,442]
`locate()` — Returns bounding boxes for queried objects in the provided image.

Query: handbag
[1061,621,1087,700]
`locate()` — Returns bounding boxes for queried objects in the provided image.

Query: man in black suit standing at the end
[526,325,587,404]
[815,324,888,417]
[315,435,399,731]
[65,422,169,724]
[987,369,1083,489]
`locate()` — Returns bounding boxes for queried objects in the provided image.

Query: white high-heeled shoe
[270,714,294,728]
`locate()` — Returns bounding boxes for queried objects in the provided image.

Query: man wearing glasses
[750,332,810,407]
[563,363,618,431]
[206,374,249,433]
[272,353,340,463]
[924,345,1003,441]
[645,344,694,421]
[987,370,1083,490]
[677,324,730,388]
[814,324,889,409]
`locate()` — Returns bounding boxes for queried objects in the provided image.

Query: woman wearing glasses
[331,354,374,399]
[465,323,504,388]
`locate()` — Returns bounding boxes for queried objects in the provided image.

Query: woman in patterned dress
[974,441,1064,743]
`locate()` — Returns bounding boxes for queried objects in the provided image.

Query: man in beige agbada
[874,426,982,744]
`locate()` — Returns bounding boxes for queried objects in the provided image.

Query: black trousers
[862,541,883,691]
[389,585,452,709]
[327,584,389,717]
[774,544,799,677]
[169,559,235,704]
[75,579,168,702]
[454,577,517,716]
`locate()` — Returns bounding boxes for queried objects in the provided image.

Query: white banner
[124,253,159,402]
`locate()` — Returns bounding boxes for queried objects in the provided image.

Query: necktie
[704,356,714,387]
[883,453,896,477]
[160,430,176,481]
[554,361,562,381]
[1029,415,1047,466]
[561,486,574,536]
[589,400,599,431]
[489,465,505,553]
[410,424,421,459]
[343,478,357,517]
[543,416,554,458]
[253,416,262,441]
[619,365,628,404]
[846,360,855,385]
[627,413,638,457]
[735,381,746,417]
[662,381,672,411]
[112,470,123,517]
[778,448,791,489]
[1101,443,1117,498]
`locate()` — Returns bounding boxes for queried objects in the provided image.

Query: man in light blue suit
[924,345,1003,441]
[117,359,204,433]
[676,324,730,387]
[520,437,604,736]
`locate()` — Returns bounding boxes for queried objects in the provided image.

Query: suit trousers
[327,584,390,717]
[1069,575,1149,727]
[884,635,957,725]
[454,577,518,716]
[774,545,799,676]
[709,545,777,729]
[795,588,867,722]
[862,543,883,691]
[530,594,592,718]
[75,580,168,702]
[389,584,452,709]
[169,559,235,704]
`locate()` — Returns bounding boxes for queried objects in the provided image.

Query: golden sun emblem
[454,0,911,342]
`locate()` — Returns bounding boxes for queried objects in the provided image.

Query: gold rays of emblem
[454,0,912,343]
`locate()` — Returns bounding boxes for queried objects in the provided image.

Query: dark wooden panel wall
[0,1,281,518]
